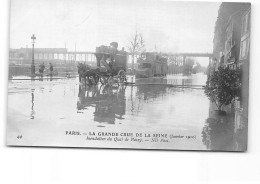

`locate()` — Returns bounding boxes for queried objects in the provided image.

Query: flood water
[7,73,247,151]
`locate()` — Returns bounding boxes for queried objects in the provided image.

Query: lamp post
[31,34,36,76]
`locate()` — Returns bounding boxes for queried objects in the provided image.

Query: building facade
[235,7,251,131]
[209,5,251,132]
[239,8,251,67]
[224,11,244,69]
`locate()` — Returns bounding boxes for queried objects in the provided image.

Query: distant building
[9,47,97,65]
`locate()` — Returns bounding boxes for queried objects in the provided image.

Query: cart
[78,43,128,86]
[94,43,128,86]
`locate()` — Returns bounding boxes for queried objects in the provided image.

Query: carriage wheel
[100,76,108,85]
[118,70,126,84]
[108,76,114,86]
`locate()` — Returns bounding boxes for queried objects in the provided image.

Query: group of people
[38,62,54,77]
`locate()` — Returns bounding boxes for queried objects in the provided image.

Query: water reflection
[77,85,126,124]
[136,84,168,102]
[201,115,235,150]
[136,75,193,85]
[7,74,247,151]
[30,89,35,119]
[201,105,247,151]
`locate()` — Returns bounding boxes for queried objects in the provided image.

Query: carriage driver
[107,56,114,69]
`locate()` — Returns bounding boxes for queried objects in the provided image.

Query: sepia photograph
[7,0,251,151]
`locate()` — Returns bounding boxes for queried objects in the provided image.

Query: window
[226,23,233,39]
[240,38,248,59]
[54,53,58,60]
[34,53,38,60]
[44,53,48,59]
[142,63,151,68]
[241,11,250,36]
[59,54,63,60]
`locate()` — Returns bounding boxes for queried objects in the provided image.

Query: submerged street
[7,73,246,151]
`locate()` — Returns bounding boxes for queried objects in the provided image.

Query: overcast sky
[10,0,220,56]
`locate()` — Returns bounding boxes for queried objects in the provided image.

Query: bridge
[169,52,213,57]
[168,52,214,65]
[10,47,214,67]
[167,52,213,75]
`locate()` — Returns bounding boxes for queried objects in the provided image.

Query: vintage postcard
[7,0,250,151]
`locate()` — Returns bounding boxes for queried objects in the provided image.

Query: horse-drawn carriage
[78,42,128,86]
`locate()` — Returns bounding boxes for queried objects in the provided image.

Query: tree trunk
[131,53,135,70]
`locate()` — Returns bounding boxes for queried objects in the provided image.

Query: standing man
[49,62,53,77]
[39,62,45,78]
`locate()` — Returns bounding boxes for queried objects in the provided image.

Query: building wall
[237,8,251,123]
[224,12,243,69]
[209,6,251,128]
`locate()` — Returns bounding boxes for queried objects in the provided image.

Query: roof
[34,48,67,53]
[18,48,68,53]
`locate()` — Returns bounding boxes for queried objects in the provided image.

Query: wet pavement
[7,73,247,151]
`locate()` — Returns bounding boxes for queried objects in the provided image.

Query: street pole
[75,42,76,65]
[31,34,36,76]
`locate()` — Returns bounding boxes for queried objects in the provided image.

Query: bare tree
[127,31,145,70]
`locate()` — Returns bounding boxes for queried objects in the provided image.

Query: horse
[77,63,99,85]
